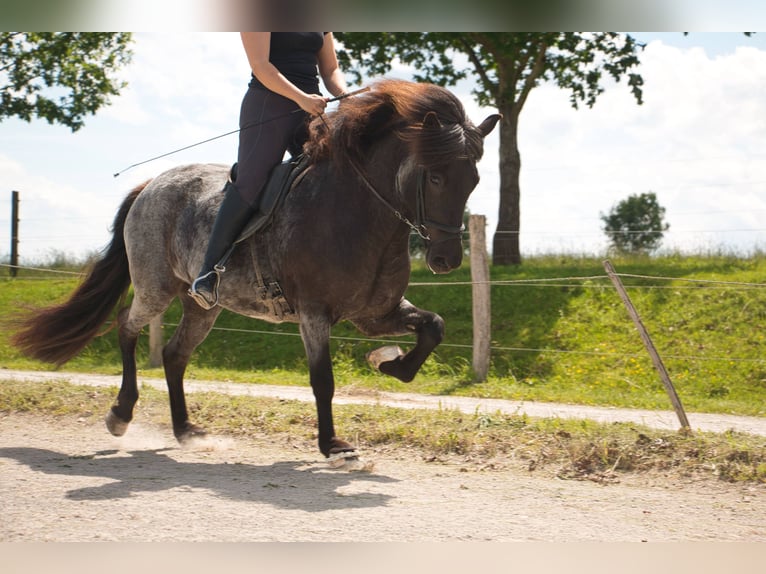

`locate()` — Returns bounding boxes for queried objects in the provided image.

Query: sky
[2,31,766,265]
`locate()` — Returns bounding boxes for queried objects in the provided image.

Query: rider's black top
[248,32,325,94]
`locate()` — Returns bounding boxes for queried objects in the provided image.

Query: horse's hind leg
[353,298,444,383]
[106,291,174,437]
[162,294,222,442]
[104,307,140,436]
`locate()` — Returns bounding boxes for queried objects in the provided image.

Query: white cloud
[0,153,120,261]
[505,39,766,254]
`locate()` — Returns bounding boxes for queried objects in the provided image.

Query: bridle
[347,157,465,244]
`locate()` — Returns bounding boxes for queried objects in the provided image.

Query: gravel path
[1,369,765,542]
[1,412,764,542]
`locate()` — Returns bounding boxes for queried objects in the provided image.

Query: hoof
[105,410,129,437]
[174,423,208,444]
[327,451,374,472]
[325,437,373,472]
[366,345,404,370]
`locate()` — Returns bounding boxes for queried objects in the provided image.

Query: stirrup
[188,269,221,310]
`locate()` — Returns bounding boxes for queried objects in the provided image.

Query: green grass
[3,253,766,417]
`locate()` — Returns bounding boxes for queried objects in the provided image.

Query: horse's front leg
[300,314,356,458]
[354,298,444,383]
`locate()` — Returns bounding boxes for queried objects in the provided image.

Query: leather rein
[347,158,465,244]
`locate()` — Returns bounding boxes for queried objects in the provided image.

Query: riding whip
[112,86,371,178]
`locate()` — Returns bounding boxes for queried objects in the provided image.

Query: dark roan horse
[12,79,500,464]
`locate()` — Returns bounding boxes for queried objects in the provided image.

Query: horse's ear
[423,111,442,129]
[478,114,502,137]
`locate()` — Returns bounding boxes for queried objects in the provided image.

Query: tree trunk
[492,107,522,265]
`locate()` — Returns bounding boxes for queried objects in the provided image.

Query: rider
[189,32,349,309]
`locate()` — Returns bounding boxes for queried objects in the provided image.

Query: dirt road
[1,409,764,542]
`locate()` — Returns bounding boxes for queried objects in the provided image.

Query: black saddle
[234,154,311,244]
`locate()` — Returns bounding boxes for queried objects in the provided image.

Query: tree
[601,191,669,254]
[0,32,133,132]
[335,33,644,265]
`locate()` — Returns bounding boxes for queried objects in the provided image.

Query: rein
[347,158,464,244]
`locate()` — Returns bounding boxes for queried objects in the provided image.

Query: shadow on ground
[0,445,398,512]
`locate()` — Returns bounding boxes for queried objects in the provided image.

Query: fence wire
[4,261,766,365]
[5,262,766,290]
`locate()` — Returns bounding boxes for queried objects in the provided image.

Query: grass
[1,378,764,483]
[3,252,766,417]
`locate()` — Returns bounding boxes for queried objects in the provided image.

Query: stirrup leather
[188,269,221,310]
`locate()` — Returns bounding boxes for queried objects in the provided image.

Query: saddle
[234,154,311,244]
[217,155,310,320]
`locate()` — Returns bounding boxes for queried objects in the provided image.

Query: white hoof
[366,345,404,370]
[327,452,375,472]
[105,410,129,437]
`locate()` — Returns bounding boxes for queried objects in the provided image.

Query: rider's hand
[299,93,328,116]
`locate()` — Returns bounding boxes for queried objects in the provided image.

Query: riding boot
[188,181,255,309]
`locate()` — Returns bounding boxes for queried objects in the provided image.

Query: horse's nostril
[427,255,454,274]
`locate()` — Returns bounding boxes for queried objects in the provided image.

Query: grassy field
[2,253,766,417]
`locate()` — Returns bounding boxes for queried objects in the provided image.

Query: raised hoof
[366,345,405,370]
[105,409,130,437]
[174,423,208,444]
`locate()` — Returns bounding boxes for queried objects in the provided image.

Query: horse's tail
[11,181,150,366]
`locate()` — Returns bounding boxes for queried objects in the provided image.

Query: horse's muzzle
[426,244,463,274]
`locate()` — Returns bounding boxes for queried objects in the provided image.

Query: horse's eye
[429,173,443,186]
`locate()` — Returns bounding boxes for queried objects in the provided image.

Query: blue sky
[1,32,766,264]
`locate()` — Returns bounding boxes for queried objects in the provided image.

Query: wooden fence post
[10,191,19,277]
[469,215,491,382]
[148,314,163,367]
[603,260,691,431]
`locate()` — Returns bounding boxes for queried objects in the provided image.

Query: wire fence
[4,260,766,366]
[4,262,766,290]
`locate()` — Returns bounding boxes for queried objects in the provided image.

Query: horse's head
[304,79,501,273]
[414,112,500,274]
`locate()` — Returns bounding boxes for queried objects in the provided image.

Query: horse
[12,79,500,464]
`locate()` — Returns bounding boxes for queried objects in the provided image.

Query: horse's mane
[304,79,485,168]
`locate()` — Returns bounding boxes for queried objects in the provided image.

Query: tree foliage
[0,32,133,132]
[601,191,669,254]
[335,33,644,265]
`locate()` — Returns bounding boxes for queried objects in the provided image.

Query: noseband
[348,159,465,244]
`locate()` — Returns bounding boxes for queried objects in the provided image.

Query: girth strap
[249,239,295,320]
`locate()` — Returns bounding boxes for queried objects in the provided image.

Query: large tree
[336,33,644,264]
[0,32,133,132]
